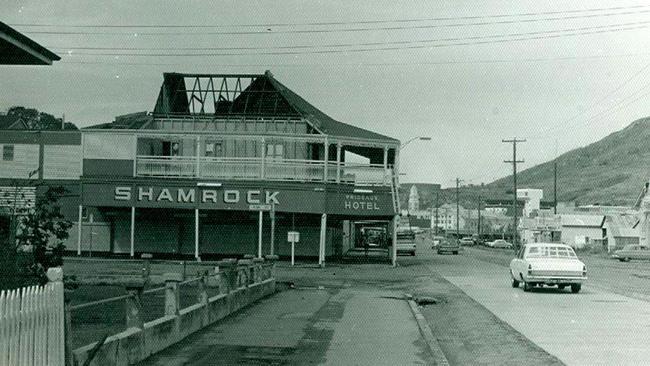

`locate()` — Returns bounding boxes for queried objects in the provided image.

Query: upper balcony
[81,71,401,187]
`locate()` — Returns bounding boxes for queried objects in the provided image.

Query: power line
[47,22,650,57]
[531,60,650,138]
[17,10,650,36]
[532,77,650,139]
[10,4,650,30]
[45,19,650,52]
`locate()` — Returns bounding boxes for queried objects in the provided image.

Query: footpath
[138,280,435,365]
[141,263,436,365]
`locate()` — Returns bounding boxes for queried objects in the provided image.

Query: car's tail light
[527,264,532,275]
[583,265,587,277]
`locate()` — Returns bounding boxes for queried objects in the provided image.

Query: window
[204,141,223,157]
[266,144,284,160]
[2,145,14,161]
[162,141,182,157]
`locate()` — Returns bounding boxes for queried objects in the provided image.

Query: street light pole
[400,136,432,150]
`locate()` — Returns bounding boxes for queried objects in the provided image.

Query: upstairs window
[2,145,14,161]
[266,144,284,160]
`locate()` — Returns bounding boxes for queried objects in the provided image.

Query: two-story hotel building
[1,71,402,264]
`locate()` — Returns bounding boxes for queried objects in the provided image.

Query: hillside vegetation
[487,117,650,206]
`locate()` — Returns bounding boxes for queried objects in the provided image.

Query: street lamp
[400,136,432,150]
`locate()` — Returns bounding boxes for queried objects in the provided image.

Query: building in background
[408,185,420,212]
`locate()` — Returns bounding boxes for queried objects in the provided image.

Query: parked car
[431,235,445,249]
[459,237,474,246]
[396,230,417,256]
[611,245,650,262]
[437,238,460,255]
[492,239,513,249]
[510,243,586,293]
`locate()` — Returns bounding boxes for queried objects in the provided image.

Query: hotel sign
[114,186,279,205]
[82,183,395,216]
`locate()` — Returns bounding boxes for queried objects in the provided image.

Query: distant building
[602,214,639,252]
[517,188,544,217]
[408,185,420,212]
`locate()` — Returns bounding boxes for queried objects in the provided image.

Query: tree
[6,106,77,130]
[13,186,72,286]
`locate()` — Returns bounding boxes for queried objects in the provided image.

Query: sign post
[288,231,300,266]
[270,201,276,256]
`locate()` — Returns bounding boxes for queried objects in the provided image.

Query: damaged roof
[148,71,398,143]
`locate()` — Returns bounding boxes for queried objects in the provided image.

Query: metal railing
[135,155,392,185]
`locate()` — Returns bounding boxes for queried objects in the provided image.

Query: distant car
[396,230,417,256]
[459,237,474,246]
[611,245,650,262]
[437,238,460,255]
[431,235,445,249]
[510,243,586,293]
[492,239,513,249]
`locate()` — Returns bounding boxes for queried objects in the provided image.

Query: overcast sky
[3,1,650,187]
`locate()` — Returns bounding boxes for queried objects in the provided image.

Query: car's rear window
[526,246,576,258]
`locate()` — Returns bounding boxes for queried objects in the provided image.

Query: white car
[509,243,586,293]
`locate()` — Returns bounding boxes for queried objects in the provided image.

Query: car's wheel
[453,251,458,255]
[411,252,416,256]
[618,259,627,262]
[558,285,566,290]
[624,257,631,262]
[511,278,519,288]
[571,284,581,293]
[523,281,533,292]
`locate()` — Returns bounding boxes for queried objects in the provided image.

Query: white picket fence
[0,269,65,366]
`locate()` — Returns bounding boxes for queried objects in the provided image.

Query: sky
[2,0,650,187]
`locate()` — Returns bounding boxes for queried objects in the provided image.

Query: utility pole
[434,191,439,235]
[456,178,463,240]
[477,194,481,238]
[503,137,526,249]
[554,161,558,214]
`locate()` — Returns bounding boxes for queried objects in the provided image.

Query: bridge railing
[70,257,277,366]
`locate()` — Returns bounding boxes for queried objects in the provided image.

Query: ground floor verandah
[66,207,399,265]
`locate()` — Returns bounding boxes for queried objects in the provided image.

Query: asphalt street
[118,236,650,365]
[417,243,650,366]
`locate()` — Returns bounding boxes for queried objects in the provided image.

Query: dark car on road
[437,238,460,255]
[612,244,650,262]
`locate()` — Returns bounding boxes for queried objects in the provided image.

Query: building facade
[1,72,402,262]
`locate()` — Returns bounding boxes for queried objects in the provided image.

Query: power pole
[503,137,526,249]
[434,191,439,235]
[456,178,463,240]
[554,161,558,215]
[477,194,481,238]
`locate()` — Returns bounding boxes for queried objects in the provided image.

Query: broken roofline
[150,71,399,144]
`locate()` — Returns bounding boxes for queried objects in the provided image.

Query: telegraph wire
[9,4,650,29]
[17,9,650,36]
[47,22,650,57]
[531,60,650,138]
[57,52,650,67]
[45,19,650,52]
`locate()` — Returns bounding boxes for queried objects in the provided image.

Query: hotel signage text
[114,186,279,205]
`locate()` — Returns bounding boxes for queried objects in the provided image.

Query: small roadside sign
[288,231,300,243]
[249,204,271,211]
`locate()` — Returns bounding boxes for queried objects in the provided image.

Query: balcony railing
[136,156,391,185]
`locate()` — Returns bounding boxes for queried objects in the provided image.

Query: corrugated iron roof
[560,214,605,227]
[605,213,639,238]
[146,71,398,143]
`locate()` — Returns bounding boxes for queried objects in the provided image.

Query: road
[411,240,650,366]
[71,238,650,365]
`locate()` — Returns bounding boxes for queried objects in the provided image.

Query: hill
[486,116,650,206]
